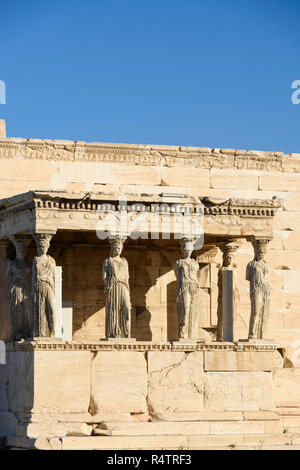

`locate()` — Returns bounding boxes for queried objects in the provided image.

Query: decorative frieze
[5,340,278,352]
[234,153,283,171]
[0,138,297,172]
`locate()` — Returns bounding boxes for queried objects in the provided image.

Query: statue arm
[246,262,252,282]
[50,257,56,291]
[102,259,111,291]
[31,258,37,295]
[102,259,108,282]
[173,261,179,280]
[123,258,130,281]
[6,261,12,277]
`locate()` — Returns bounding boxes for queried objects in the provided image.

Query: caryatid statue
[246,238,271,340]
[174,238,200,340]
[32,233,56,338]
[102,237,131,338]
[216,242,239,342]
[6,235,32,340]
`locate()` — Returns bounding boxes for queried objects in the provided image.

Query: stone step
[192,445,300,450]
[6,433,300,450]
[281,416,300,428]
[151,410,279,422]
[15,422,93,438]
[277,407,300,416]
[94,420,282,436]
[285,427,300,433]
[59,433,298,450]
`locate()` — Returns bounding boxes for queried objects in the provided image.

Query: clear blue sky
[1,0,300,153]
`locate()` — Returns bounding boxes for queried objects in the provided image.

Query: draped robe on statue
[103,256,131,338]
[174,258,199,339]
[32,254,56,337]
[7,259,31,340]
[246,259,271,339]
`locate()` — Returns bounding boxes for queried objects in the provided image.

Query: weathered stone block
[259,173,300,191]
[113,165,161,185]
[15,422,92,438]
[283,270,300,293]
[6,435,62,450]
[282,192,300,211]
[204,351,274,372]
[90,351,147,414]
[147,351,205,414]
[17,412,93,423]
[283,310,300,329]
[211,170,259,190]
[283,232,300,251]
[210,420,265,435]
[274,212,300,231]
[161,167,210,187]
[8,351,91,414]
[273,368,300,407]
[204,371,275,411]
[96,421,210,436]
[151,411,243,421]
[8,351,34,413]
[33,351,91,413]
[243,411,279,421]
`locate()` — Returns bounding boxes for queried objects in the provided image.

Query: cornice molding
[0,138,298,171]
[5,340,278,352]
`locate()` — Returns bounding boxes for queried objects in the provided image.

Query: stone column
[246,237,271,341]
[31,232,56,338]
[6,235,32,340]
[102,236,133,340]
[173,238,201,342]
[216,241,239,342]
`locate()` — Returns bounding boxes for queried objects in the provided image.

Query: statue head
[109,237,125,257]
[221,241,239,268]
[9,235,29,261]
[15,243,26,261]
[180,238,194,259]
[223,251,234,267]
[254,239,268,262]
[33,233,53,256]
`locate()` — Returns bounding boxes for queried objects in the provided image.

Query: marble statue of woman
[216,243,239,342]
[173,239,200,339]
[246,239,271,340]
[103,238,131,338]
[6,237,32,340]
[32,234,56,338]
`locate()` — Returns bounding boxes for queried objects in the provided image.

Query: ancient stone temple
[0,136,300,450]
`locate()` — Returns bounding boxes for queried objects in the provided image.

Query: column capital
[32,232,55,256]
[9,233,32,248]
[219,240,240,255]
[247,235,272,246]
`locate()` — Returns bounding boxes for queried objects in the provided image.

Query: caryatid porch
[0,190,282,448]
[0,190,279,343]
